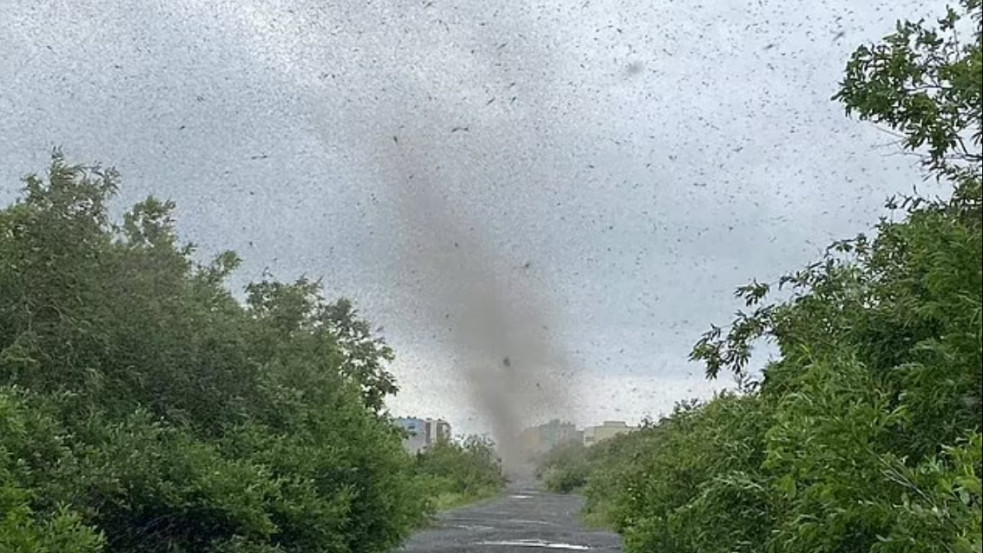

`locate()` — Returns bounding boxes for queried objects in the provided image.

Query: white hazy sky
[1,0,943,436]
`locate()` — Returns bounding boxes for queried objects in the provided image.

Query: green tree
[0,151,429,552]
[577,2,981,552]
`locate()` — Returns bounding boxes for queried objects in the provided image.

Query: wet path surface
[400,480,623,552]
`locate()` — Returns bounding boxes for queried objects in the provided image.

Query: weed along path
[400,479,622,552]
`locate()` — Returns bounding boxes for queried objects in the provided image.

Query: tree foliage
[562,3,982,552]
[0,152,500,551]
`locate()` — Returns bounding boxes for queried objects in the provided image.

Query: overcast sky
[1,0,944,436]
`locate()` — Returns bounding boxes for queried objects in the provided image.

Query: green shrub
[0,389,104,553]
[63,412,279,553]
[535,441,591,493]
[611,394,772,553]
[415,435,506,509]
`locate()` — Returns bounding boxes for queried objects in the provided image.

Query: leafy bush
[603,394,772,553]
[535,440,591,493]
[0,388,104,553]
[414,435,506,510]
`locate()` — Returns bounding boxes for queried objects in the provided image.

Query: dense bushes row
[534,440,591,494]
[414,435,506,510]
[541,3,982,552]
[573,374,980,552]
[0,153,502,551]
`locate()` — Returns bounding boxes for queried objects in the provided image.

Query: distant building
[395,417,427,453]
[395,417,451,454]
[583,421,636,446]
[519,419,581,456]
[425,418,452,444]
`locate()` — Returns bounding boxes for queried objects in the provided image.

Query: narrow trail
[400,479,623,552]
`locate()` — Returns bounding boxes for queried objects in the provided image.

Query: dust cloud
[381,138,576,473]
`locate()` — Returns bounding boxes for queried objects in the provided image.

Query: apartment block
[582,420,636,446]
[395,416,452,454]
[519,419,582,456]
